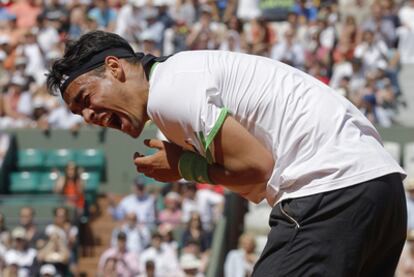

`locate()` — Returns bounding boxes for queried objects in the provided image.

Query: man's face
[19,208,33,227]
[63,58,147,138]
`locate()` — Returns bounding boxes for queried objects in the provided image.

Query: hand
[133,139,183,182]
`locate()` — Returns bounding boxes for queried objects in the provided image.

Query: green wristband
[178,151,214,184]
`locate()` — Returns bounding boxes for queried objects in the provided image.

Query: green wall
[2,125,413,194]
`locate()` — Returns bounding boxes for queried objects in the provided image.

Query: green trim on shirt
[149,62,160,80]
[195,108,228,164]
[205,108,228,151]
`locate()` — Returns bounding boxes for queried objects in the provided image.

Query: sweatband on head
[178,151,215,184]
[59,47,140,95]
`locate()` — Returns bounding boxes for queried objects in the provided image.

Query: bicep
[212,116,274,183]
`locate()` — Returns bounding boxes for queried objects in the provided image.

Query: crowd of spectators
[0,0,414,276]
[0,206,80,276]
[0,0,412,131]
[100,176,224,276]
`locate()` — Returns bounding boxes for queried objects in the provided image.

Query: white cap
[129,0,146,7]
[180,253,201,270]
[40,264,57,275]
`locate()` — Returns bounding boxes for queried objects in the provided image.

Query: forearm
[207,163,268,203]
[208,162,270,186]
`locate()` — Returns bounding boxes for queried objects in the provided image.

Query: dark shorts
[252,173,407,277]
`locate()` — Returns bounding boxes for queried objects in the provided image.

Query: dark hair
[46,31,138,95]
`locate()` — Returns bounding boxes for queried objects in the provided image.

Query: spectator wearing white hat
[39,264,59,277]
[3,227,37,277]
[179,253,204,277]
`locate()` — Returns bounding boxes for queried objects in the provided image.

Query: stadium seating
[10,171,40,193]
[76,148,105,172]
[44,148,77,169]
[10,148,106,208]
[17,148,45,171]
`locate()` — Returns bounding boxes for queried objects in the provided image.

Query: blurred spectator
[304,28,331,73]
[330,50,353,90]
[362,2,397,48]
[159,225,179,252]
[7,0,41,30]
[271,28,305,70]
[339,0,374,25]
[3,227,37,277]
[354,30,389,74]
[18,207,44,249]
[54,162,85,214]
[399,0,414,30]
[224,233,258,277]
[163,19,190,55]
[236,0,260,22]
[181,182,224,231]
[45,207,77,247]
[40,0,69,33]
[39,264,59,277]
[245,17,274,56]
[136,260,155,277]
[140,33,161,56]
[396,230,414,277]
[335,15,358,61]
[115,0,145,44]
[139,7,164,48]
[44,207,78,276]
[398,0,414,64]
[108,175,157,227]
[37,232,70,276]
[36,14,60,54]
[179,253,204,277]
[186,5,220,50]
[2,75,33,127]
[292,0,318,22]
[110,212,151,254]
[158,191,182,229]
[88,0,117,32]
[47,101,84,131]
[181,212,211,253]
[97,231,140,277]
[180,239,208,275]
[67,5,89,40]
[97,256,117,277]
[140,232,181,277]
[15,30,47,85]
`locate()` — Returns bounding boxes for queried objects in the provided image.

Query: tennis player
[47,31,407,276]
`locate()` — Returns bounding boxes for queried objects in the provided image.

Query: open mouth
[109,114,122,129]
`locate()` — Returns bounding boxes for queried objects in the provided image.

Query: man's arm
[209,116,274,185]
[134,116,274,203]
